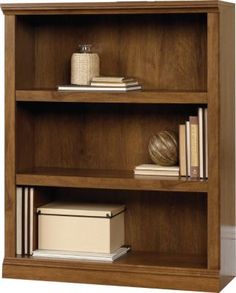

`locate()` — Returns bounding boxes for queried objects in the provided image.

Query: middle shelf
[16,90,207,104]
[16,168,208,192]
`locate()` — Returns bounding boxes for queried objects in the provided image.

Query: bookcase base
[2,257,225,292]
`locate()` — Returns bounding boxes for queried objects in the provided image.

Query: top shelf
[16,90,207,104]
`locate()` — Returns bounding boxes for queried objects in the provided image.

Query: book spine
[179,124,187,176]
[29,187,34,255]
[190,116,200,178]
[185,121,191,177]
[198,108,204,178]
[204,108,208,178]
[16,187,23,255]
[24,187,29,255]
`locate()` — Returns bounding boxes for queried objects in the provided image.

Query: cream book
[134,170,179,176]
[24,187,29,255]
[33,246,131,262]
[179,124,187,177]
[16,187,23,255]
[134,165,179,176]
[134,164,179,171]
[29,187,34,255]
[190,116,199,178]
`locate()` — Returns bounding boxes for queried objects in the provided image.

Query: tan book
[29,188,34,255]
[204,108,208,178]
[179,124,187,176]
[190,116,200,178]
[90,81,139,87]
[198,108,204,178]
[91,76,134,83]
[185,121,191,177]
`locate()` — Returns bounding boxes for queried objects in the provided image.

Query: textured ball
[148,131,178,166]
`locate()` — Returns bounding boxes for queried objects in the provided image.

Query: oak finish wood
[50,188,207,255]
[218,1,235,284]
[3,258,219,292]
[15,14,207,91]
[2,1,235,291]
[1,1,219,15]
[16,90,208,104]
[5,15,16,257]
[207,13,220,270]
[16,168,208,192]
[15,103,198,172]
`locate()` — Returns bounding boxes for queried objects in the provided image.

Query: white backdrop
[0,0,235,292]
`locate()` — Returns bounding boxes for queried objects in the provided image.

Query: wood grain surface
[1,1,220,15]
[5,15,16,257]
[16,90,208,104]
[15,14,207,91]
[2,1,235,291]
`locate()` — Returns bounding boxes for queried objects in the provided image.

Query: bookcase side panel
[5,15,16,257]
[207,12,220,270]
[219,2,236,284]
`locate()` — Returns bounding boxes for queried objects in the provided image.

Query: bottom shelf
[3,251,220,292]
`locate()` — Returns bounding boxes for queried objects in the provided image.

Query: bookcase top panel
[1,1,229,15]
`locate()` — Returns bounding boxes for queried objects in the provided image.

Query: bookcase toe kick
[3,257,220,292]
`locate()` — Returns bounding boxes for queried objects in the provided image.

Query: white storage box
[37,202,125,253]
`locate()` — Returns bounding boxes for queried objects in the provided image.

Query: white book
[134,164,179,172]
[204,108,208,178]
[134,170,179,176]
[198,108,204,178]
[16,187,23,255]
[90,81,139,87]
[24,187,29,255]
[33,246,131,262]
[185,121,191,177]
[29,188,34,255]
[57,85,142,92]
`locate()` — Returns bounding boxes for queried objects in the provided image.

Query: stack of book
[134,164,179,177]
[179,107,208,178]
[58,76,142,92]
[16,187,35,255]
[16,187,50,256]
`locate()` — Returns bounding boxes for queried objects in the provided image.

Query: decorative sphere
[148,130,178,166]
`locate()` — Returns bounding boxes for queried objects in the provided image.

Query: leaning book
[33,246,131,262]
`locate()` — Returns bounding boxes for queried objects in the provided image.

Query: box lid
[37,201,125,218]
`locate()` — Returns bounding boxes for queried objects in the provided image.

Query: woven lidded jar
[71,44,100,85]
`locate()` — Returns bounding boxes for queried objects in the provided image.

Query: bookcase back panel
[16,103,199,171]
[16,14,207,91]
[43,187,207,258]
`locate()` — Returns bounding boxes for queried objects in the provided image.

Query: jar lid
[78,44,92,53]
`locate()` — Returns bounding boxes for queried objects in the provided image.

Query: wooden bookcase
[1,1,235,292]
